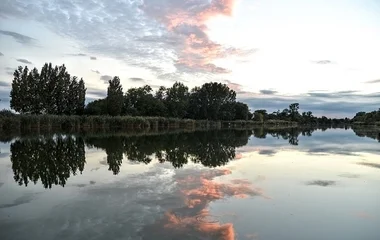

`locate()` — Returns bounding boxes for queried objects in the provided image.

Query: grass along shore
[0,114,297,136]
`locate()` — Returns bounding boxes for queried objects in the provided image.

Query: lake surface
[0,128,379,240]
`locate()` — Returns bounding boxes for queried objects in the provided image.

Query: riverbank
[0,114,298,136]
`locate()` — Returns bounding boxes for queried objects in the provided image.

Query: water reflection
[139,168,268,239]
[1,127,380,240]
[5,127,380,189]
[10,136,85,189]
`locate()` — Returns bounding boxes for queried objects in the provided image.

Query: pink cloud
[141,0,253,74]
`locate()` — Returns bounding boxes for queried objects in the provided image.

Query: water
[0,128,379,240]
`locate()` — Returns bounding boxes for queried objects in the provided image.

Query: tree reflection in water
[10,135,85,189]
[7,128,323,189]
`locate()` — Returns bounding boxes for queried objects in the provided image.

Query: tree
[10,66,29,113]
[233,102,250,120]
[107,76,124,116]
[165,82,189,118]
[187,82,236,120]
[289,103,300,121]
[76,78,86,115]
[124,85,165,116]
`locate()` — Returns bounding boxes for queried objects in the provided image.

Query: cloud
[0,30,36,45]
[0,194,34,209]
[68,53,86,57]
[87,88,106,98]
[0,81,10,87]
[16,58,32,64]
[357,162,380,169]
[338,173,360,179]
[1,0,254,82]
[259,89,277,95]
[312,60,334,64]
[90,56,97,60]
[141,167,269,239]
[91,69,100,74]
[129,77,145,83]
[258,149,277,156]
[0,52,3,56]
[239,90,380,117]
[365,79,380,84]
[142,0,254,74]
[305,180,336,187]
[100,75,112,82]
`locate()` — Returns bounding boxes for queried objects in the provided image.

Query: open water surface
[0,127,379,240]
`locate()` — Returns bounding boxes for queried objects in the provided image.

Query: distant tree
[107,76,124,116]
[289,103,300,121]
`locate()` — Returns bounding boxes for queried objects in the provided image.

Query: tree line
[8,62,368,124]
[252,103,350,125]
[351,109,380,124]
[87,77,252,120]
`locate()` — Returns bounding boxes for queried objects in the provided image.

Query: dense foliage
[86,81,252,120]
[351,109,380,124]
[10,63,86,115]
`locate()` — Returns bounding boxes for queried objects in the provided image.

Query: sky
[1,0,380,117]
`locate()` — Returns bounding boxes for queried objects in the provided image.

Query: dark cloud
[0,89,11,102]
[307,147,359,156]
[0,194,34,209]
[258,149,277,156]
[305,180,336,187]
[307,90,360,99]
[0,81,10,87]
[16,58,32,64]
[91,69,100,74]
[260,89,277,95]
[100,75,112,82]
[0,52,3,56]
[87,88,106,98]
[90,56,97,60]
[129,77,145,82]
[0,30,36,45]
[357,162,380,169]
[365,79,380,84]
[73,184,87,188]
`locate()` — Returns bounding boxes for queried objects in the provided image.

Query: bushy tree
[165,82,189,118]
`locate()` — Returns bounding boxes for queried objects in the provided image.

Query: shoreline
[0,114,297,136]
